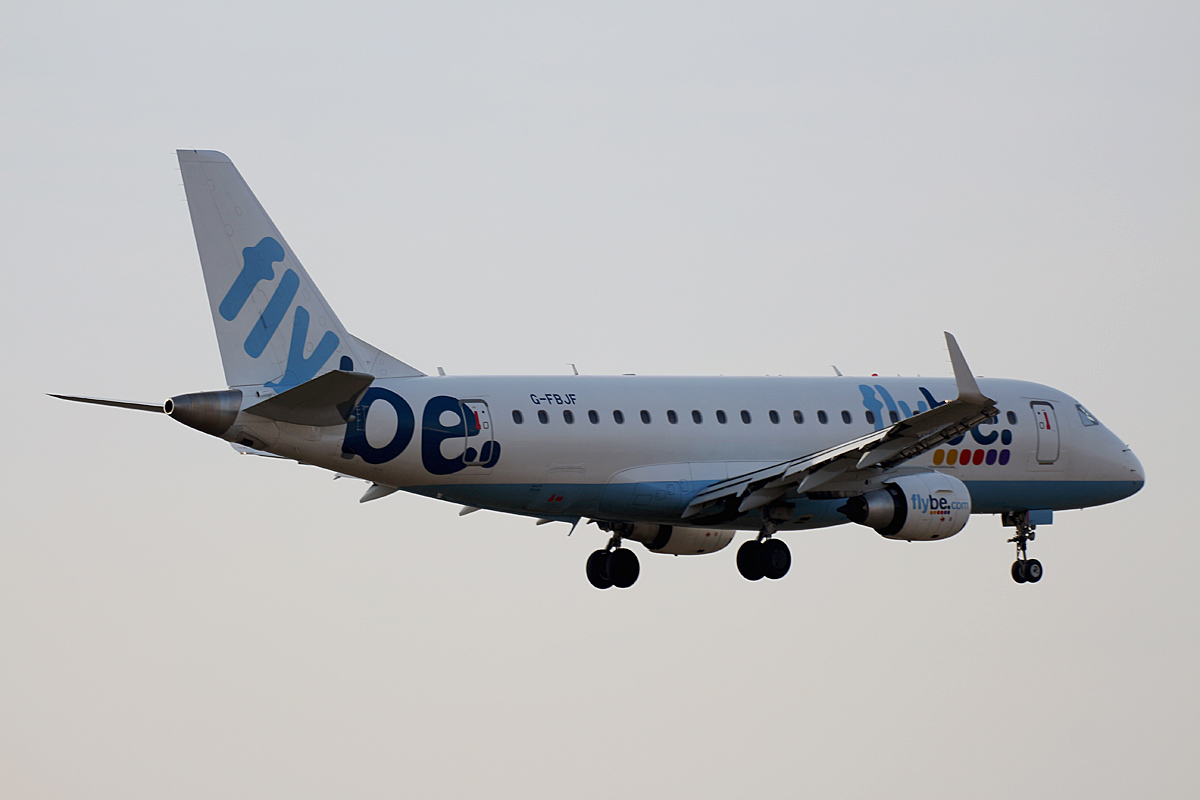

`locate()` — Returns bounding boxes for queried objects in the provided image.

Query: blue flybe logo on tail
[220,237,286,321]
[219,237,339,391]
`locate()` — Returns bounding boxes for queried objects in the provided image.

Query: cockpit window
[1076,404,1100,427]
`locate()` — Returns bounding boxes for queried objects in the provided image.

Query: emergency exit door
[461,400,495,466]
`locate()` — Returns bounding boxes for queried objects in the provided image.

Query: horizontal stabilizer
[49,394,164,413]
[243,370,374,426]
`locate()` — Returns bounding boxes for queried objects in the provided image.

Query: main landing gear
[586,533,640,590]
[736,522,791,582]
[1004,511,1043,584]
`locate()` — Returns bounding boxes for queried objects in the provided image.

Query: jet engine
[623,524,735,555]
[839,472,972,541]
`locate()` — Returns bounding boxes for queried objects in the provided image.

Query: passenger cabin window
[588,410,599,424]
[692,410,703,424]
[538,410,549,424]
[889,410,899,423]
[640,410,651,424]
[1007,410,1018,425]
[841,410,852,424]
[740,410,752,424]
[613,410,625,424]
[716,410,728,424]
[563,410,574,424]
[817,410,828,424]
[512,410,524,424]
[667,410,678,424]
[865,410,876,425]
[769,410,780,424]
[793,410,804,424]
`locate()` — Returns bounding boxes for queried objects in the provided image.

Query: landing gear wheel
[759,538,791,580]
[1005,511,1045,586]
[607,548,640,588]
[737,540,764,581]
[587,549,613,590]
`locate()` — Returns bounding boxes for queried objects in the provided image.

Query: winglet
[944,332,991,405]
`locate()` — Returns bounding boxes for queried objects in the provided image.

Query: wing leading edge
[681,333,998,520]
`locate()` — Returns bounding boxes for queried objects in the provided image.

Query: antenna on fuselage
[831,365,843,377]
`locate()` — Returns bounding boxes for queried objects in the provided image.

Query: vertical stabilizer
[177,150,423,390]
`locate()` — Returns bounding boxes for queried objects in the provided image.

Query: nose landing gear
[1004,511,1043,584]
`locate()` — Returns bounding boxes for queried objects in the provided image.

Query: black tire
[737,540,764,581]
[1011,560,1028,584]
[1025,558,1043,583]
[759,538,791,580]
[587,549,613,589]
[608,548,640,588]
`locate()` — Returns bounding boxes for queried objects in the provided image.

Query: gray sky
[2,2,1196,798]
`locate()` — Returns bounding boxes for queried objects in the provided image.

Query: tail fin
[177,150,423,390]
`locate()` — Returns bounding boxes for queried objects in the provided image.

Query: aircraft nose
[1124,447,1145,487]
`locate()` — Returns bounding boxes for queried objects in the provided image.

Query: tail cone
[165,390,243,438]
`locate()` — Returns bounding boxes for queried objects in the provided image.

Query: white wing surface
[682,333,999,519]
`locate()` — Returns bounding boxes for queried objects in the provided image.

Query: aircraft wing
[681,333,999,520]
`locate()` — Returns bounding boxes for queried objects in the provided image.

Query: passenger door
[1030,401,1059,464]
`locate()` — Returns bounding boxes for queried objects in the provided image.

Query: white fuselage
[225,373,1144,531]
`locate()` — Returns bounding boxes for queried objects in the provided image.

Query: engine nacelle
[623,524,735,555]
[839,472,972,541]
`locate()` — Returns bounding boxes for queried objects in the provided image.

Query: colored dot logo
[932,449,1010,467]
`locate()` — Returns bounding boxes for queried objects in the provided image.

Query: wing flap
[682,429,889,519]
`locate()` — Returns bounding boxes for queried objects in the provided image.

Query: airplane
[52,150,1145,589]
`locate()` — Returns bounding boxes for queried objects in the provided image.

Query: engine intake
[839,472,972,541]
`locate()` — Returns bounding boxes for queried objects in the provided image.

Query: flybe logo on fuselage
[220,237,340,392]
[859,383,1015,468]
[340,387,502,475]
